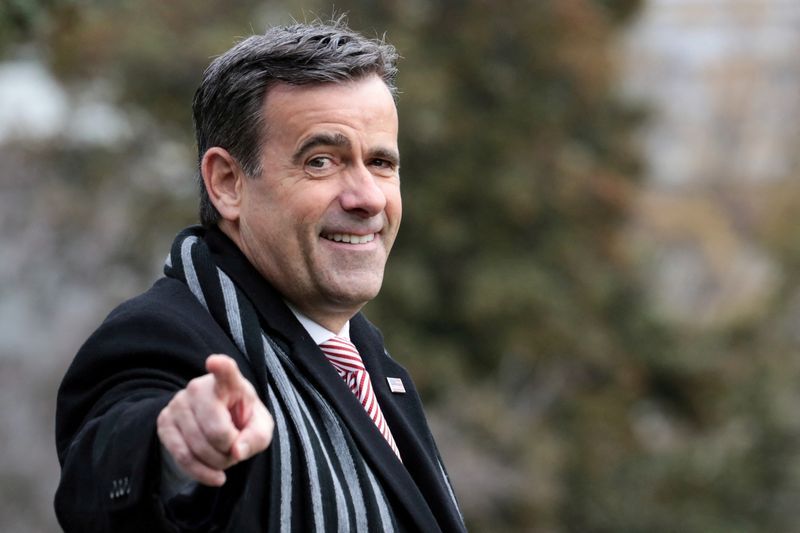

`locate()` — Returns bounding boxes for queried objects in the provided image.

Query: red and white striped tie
[319,336,401,460]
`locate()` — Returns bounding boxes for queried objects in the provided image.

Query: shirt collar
[285,302,350,345]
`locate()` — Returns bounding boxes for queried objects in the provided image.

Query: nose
[339,162,387,218]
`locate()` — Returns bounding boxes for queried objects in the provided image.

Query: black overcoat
[55,228,464,532]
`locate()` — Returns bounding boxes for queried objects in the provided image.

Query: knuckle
[158,392,188,426]
[260,409,275,433]
[264,423,275,444]
[204,417,224,436]
[253,434,269,451]
[165,391,188,415]
[250,415,274,450]
[172,448,194,469]
[238,375,252,390]
[156,423,171,443]
[204,420,234,447]
[186,378,205,396]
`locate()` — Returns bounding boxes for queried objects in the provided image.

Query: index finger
[205,354,245,403]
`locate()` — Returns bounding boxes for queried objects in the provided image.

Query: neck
[216,221,361,333]
[291,304,356,334]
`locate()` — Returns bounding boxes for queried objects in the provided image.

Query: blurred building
[622,0,800,327]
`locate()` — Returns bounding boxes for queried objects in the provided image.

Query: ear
[201,147,245,222]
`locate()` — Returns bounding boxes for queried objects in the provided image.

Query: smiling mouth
[321,232,376,244]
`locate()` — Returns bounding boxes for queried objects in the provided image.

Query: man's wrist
[159,443,198,501]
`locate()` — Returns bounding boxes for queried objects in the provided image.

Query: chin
[327,280,383,307]
[337,288,382,306]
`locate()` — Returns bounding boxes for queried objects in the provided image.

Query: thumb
[230,403,274,462]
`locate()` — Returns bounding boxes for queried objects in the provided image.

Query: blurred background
[2,0,799,531]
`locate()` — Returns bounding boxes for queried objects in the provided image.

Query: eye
[307,156,333,170]
[369,158,398,174]
[305,155,339,176]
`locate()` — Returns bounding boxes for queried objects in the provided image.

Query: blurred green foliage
[6,0,800,531]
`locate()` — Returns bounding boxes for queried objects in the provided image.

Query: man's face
[235,75,401,328]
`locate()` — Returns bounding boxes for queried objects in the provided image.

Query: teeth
[323,233,375,244]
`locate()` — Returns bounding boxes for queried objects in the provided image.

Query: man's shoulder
[66,277,236,390]
[85,277,225,353]
[104,277,204,325]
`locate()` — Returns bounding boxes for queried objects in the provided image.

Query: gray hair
[192,18,399,226]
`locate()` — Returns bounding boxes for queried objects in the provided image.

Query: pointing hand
[157,354,274,486]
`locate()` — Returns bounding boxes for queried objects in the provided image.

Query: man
[54,19,465,532]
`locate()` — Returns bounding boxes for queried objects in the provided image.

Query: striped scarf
[163,226,402,532]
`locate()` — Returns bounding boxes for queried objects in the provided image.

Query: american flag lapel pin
[386,377,406,394]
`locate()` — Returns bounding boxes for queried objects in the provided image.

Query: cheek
[384,186,402,221]
[298,188,342,224]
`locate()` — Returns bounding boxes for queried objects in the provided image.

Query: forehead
[261,76,398,142]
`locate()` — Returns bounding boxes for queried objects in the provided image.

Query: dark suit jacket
[54,227,465,532]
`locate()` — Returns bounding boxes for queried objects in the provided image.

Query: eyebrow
[291,132,400,167]
[368,147,401,167]
[292,132,350,165]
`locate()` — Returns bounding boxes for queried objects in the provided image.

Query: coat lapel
[283,333,445,532]
[351,317,466,533]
